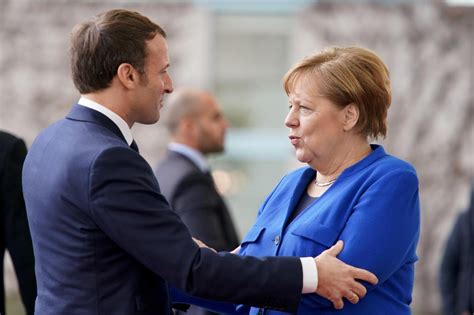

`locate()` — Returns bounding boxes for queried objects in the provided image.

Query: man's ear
[178,117,197,135]
[116,63,139,89]
[343,103,360,131]
[177,117,199,143]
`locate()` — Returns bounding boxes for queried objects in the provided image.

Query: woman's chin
[295,153,311,165]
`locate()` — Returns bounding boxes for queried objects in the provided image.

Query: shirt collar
[168,142,209,172]
[78,97,134,146]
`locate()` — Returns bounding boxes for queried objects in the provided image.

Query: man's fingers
[351,267,378,285]
[325,240,344,256]
[350,281,367,299]
[345,291,360,304]
[315,241,378,310]
[332,297,344,310]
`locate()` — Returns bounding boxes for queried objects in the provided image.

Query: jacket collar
[337,144,386,180]
[168,143,209,172]
[282,144,387,228]
[66,104,127,144]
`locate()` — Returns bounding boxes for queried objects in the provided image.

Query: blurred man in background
[439,184,474,315]
[155,89,239,315]
[0,130,36,315]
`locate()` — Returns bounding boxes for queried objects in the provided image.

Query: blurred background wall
[0,0,472,314]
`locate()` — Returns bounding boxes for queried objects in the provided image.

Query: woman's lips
[289,136,301,145]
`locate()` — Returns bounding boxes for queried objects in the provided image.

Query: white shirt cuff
[300,257,318,293]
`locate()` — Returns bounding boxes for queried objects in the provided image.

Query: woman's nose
[284,109,298,128]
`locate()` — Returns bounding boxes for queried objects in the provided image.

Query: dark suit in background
[155,150,239,252]
[156,149,241,315]
[156,88,241,315]
[0,131,36,315]
[439,185,474,315]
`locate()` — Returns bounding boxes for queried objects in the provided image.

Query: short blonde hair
[283,46,391,139]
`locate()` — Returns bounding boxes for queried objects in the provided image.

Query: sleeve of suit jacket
[88,147,302,312]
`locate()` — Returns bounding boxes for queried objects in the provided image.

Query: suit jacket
[0,131,36,315]
[155,150,239,252]
[238,145,420,315]
[22,105,302,315]
[439,186,474,315]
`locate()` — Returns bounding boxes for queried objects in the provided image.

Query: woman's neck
[313,140,372,183]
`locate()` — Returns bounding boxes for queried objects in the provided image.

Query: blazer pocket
[241,225,265,245]
[291,221,340,248]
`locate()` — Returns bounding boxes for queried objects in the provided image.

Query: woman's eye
[300,107,312,114]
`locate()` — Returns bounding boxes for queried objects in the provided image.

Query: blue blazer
[22,105,303,315]
[173,145,420,315]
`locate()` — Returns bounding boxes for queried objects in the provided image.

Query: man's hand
[192,237,217,253]
[315,240,378,310]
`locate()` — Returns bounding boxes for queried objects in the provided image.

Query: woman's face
[285,76,346,166]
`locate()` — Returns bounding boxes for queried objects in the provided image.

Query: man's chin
[202,146,225,155]
[138,114,160,125]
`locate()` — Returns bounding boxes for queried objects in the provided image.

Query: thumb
[326,240,344,256]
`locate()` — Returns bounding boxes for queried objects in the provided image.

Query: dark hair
[284,46,391,139]
[70,9,166,94]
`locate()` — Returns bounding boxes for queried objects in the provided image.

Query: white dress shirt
[77,97,318,293]
[168,142,209,172]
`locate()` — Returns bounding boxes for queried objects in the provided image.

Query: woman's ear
[343,103,360,131]
[116,63,139,89]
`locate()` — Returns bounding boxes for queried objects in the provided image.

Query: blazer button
[274,235,280,246]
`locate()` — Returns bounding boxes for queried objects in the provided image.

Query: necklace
[314,177,337,187]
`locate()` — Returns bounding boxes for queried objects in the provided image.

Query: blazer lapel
[282,167,316,229]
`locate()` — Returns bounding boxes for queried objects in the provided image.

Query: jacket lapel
[282,167,316,229]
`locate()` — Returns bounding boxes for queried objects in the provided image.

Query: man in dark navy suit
[156,89,239,253]
[156,89,240,315]
[22,9,377,315]
[439,185,473,315]
[0,131,36,315]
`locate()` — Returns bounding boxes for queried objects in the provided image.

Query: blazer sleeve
[336,169,420,289]
[300,169,420,309]
[88,147,302,312]
[169,286,243,314]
